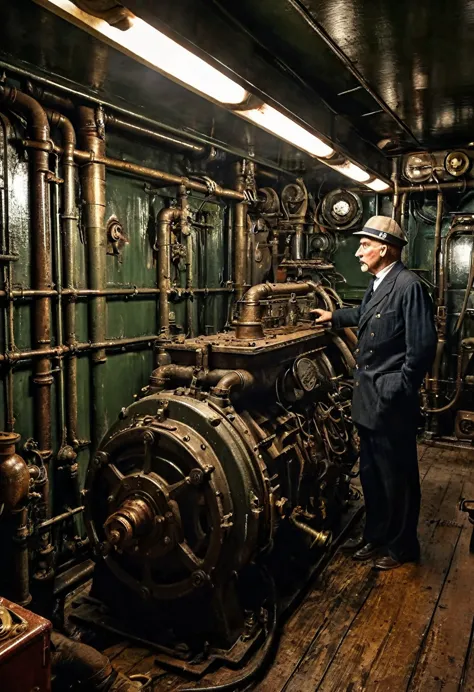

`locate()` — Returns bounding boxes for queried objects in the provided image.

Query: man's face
[355,237,388,274]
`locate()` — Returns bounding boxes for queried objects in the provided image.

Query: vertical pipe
[156,207,181,337]
[391,157,400,224]
[0,114,15,432]
[77,106,107,452]
[434,191,444,308]
[234,161,248,302]
[12,506,31,606]
[0,86,53,494]
[179,184,195,337]
[46,111,79,448]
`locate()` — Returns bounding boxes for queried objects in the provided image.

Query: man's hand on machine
[310,309,333,324]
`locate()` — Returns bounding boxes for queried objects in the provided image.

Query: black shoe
[352,543,381,561]
[340,535,365,554]
[374,553,419,570]
[373,555,402,571]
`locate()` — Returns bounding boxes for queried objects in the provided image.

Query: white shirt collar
[373,261,397,290]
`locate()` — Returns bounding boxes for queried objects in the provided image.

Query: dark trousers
[358,424,421,560]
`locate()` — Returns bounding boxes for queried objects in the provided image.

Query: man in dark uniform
[313,216,437,570]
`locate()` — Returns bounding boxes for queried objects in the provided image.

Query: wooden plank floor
[107,444,474,691]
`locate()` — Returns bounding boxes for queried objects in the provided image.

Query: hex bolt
[143,431,155,444]
[163,536,171,545]
[183,435,190,442]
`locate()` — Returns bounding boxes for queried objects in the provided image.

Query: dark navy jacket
[332,262,437,431]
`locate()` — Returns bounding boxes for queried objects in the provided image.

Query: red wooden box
[0,597,51,692]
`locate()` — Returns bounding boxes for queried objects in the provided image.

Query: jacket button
[370,332,375,337]
[355,364,359,369]
[370,349,374,354]
[365,365,369,369]
[355,348,360,354]
[355,382,360,387]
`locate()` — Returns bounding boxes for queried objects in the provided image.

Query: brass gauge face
[404,153,433,182]
[445,151,470,177]
[320,189,363,230]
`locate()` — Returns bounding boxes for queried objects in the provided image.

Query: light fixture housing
[35,0,389,190]
[34,0,249,105]
[323,158,371,183]
[238,104,334,159]
[365,177,391,192]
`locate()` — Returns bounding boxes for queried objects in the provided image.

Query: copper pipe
[37,505,85,533]
[12,506,31,606]
[235,281,316,340]
[391,158,400,223]
[211,370,255,398]
[178,184,195,337]
[156,207,182,336]
[105,113,206,155]
[0,335,161,363]
[397,180,474,193]
[0,286,234,299]
[0,87,53,478]
[433,191,444,308]
[22,139,245,200]
[0,114,15,432]
[47,110,79,447]
[423,346,465,414]
[234,162,248,301]
[78,106,107,451]
[149,365,245,392]
[25,81,207,156]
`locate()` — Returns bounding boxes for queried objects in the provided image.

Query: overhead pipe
[235,281,317,340]
[0,86,53,490]
[1,61,294,175]
[77,105,108,452]
[46,110,80,448]
[23,138,245,199]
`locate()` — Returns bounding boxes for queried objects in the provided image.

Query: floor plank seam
[313,581,377,691]
[405,525,465,692]
[459,615,474,692]
[279,618,329,692]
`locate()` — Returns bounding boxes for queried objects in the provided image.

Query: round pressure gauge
[403,153,433,182]
[320,189,363,230]
[445,151,470,177]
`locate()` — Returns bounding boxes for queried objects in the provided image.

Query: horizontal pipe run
[397,180,474,193]
[0,254,19,262]
[105,113,206,155]
[0,335,161,363]
[0,287,235,299]
[37,505,85,532]
[22,139,245,200]
[1,60,296,175]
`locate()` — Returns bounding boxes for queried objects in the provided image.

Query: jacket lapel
[358,262,404,331]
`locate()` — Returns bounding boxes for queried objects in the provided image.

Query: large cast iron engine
[81,282,358,667]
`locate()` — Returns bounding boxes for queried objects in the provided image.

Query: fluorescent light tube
[36,0,249,105]
[365,178,391,192]
[325,160,371,183]
[239,104,334,158]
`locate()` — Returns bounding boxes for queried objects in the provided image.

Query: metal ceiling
[211,0,474,151]
[1,0,473,178]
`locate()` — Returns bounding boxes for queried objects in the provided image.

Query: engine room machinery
[77,281,358,670]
